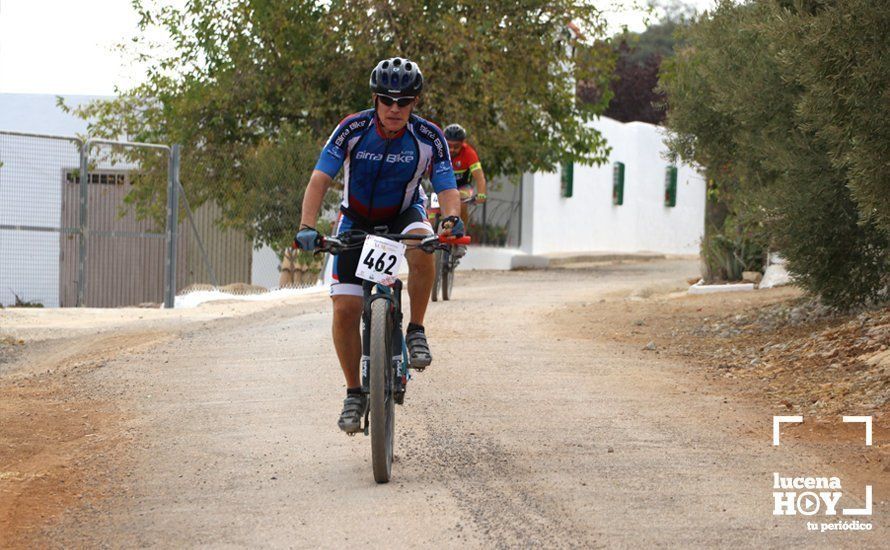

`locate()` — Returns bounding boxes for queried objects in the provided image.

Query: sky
[0,0,716,96]
[0,0,146,95]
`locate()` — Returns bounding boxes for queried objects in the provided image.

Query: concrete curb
[687,281,756,295]
[545,252,667,267]
[453,248,673,272]
[510,255,551,269]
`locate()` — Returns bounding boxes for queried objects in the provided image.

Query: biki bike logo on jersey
[334,118,368,148]
[772,415,874,533]
[355,150,415,163]
[416,124,446,158]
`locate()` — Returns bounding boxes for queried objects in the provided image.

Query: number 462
[363,250,397,275]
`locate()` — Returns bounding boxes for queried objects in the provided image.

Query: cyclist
[443,124,487,256]
[295,57,464,433]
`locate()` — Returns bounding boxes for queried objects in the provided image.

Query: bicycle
[427,191,476,302]
[315,228,470,483]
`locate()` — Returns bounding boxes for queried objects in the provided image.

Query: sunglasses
[377,94,416,107]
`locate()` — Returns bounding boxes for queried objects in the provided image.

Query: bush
[777,0,890,236]
[661,0,889,308]
[12,292,44,308]
[701,227,765,283]
[772,152,888,307]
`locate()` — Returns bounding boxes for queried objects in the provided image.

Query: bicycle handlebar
[442,235,472,245]
[295,231,471,255]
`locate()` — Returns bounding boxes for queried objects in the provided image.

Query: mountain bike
[317,229,470,483]
[428,191,476,302]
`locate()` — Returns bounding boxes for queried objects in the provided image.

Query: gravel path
[8,259,884,548]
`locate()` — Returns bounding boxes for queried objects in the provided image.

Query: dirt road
[1,259,885,547]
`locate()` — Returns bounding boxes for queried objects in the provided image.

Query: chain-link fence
[0,132,179,307]
[0,131,305,308]
[1,129,327,308]
[75,139,178,307]
[0,132,81,308]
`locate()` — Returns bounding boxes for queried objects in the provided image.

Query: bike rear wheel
[369,298,394,483]
[431,249,442,302]
[441,248,454,301]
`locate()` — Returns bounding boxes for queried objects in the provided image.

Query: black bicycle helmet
[369,57,423,96]
[444,124,467,141]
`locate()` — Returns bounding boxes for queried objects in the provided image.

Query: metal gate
[0,131,184,307]
[466,173,522,248]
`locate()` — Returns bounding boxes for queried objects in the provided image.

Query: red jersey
[451,143,482,187]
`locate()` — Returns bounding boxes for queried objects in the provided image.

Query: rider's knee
[407,249,434,272]
[332,296,362,324]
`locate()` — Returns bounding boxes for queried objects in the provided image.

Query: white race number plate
[429,192,440,208]
[355,235,406,284]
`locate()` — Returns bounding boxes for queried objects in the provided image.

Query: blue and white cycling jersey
[314,109,457,223]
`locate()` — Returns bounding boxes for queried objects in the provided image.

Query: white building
[521,116,704,256]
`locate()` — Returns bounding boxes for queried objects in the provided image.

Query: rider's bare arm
[471,166,487,197]
[300,170,333,228]
[437,188,461,220]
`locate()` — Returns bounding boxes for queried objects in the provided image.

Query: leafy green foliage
[661,0,888,307]
[700,188,768,283]
[772,146,888,308]
[620,0,693,67]
[701,229,764,283]
[774,0,890,235]
[64,0,614,249]
[233,125,325,250]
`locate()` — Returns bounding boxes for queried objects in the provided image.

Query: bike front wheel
[369,298,395,483]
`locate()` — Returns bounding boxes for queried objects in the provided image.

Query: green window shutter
[561,160,573,198]
[664,165,677,207]
[612,162,625,205]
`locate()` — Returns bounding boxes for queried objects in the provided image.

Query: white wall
[251,244,281,288]
[526,117,705,256]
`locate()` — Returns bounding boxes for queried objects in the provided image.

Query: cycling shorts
[330,205,433,297]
